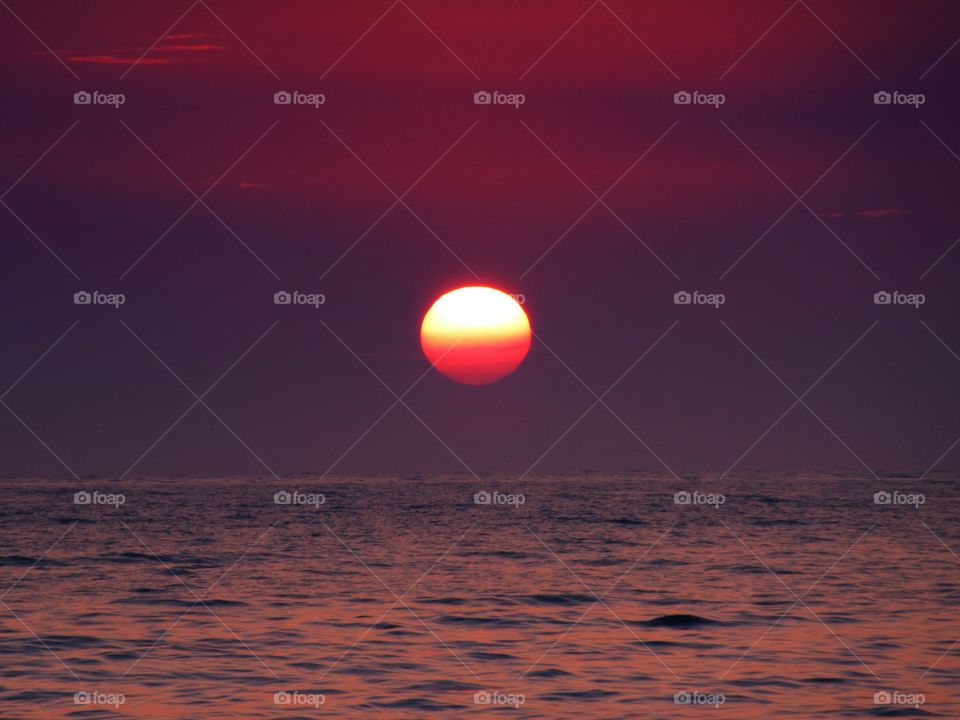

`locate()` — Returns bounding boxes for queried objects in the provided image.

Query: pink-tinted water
[1,473,957,718]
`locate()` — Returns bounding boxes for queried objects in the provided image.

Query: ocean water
[0,473,957,718]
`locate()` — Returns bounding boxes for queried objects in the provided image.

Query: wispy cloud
[822,208,905,221]
[48,32,227,66]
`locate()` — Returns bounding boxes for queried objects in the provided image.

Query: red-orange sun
[421,286,531,385]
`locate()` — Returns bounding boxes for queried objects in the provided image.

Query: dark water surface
[0,473,957,718]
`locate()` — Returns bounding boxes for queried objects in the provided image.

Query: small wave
[637,614,720,629]
[525,593,595,606]
[436,615,524,627]
[468,651,516,660]
[0,555,65,567]
[525,668,572,678]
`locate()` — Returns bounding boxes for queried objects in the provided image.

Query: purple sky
[1,0,959,478]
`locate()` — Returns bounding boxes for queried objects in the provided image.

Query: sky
[1,0,959,478]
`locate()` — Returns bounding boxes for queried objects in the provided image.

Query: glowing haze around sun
[420,286,531,385]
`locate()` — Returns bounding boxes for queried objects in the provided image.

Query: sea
[0,472,956,718]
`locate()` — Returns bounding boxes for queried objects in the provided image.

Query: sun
[421,286,531,385]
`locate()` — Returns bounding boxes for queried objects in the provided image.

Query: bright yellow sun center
[420,286,531,385]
